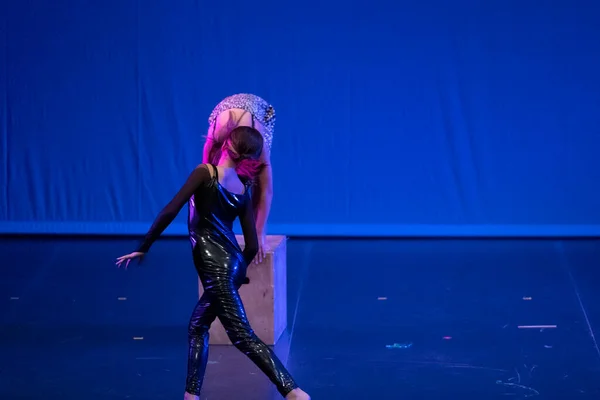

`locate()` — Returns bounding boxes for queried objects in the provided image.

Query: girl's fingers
[116,253,142,269]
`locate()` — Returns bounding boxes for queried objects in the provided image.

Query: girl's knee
[188,321,210,339]
[228,328,259,349]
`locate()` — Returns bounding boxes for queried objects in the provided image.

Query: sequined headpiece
[208,93,276,149]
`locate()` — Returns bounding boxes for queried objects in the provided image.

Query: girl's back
[187,164,253,252]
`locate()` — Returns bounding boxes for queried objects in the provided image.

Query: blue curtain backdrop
[1,0,599,237]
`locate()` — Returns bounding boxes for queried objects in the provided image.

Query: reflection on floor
[1,237,599,399]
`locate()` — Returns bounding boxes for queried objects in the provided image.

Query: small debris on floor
[386,342,413,349]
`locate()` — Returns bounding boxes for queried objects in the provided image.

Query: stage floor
[1,237,599,399]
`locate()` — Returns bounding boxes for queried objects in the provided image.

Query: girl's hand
[254,232,266,264]
[115,252,145,269]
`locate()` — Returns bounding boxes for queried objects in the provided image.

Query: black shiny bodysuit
[136,164,297,397]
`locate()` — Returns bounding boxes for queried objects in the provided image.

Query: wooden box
[197,235,288,345]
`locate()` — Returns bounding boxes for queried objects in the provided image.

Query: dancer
[115,126,310,400]
[204,93,276,263]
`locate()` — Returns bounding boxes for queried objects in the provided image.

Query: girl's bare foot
[285,388,311,400]
[184,391,200,400]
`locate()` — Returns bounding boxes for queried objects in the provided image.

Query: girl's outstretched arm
[136,165,210,253]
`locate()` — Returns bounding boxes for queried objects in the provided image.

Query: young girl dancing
[116,126,310,400]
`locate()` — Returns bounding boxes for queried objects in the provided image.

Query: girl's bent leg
[209,281,299,397]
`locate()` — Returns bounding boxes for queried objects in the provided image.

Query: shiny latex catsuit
[135,164,297,397]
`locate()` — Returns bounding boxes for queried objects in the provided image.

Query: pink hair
[211,126,266,184]
[235,158,265,183]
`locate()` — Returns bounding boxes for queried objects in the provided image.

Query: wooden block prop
[198,235,288,345]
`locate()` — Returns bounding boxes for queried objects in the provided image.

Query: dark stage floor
[1,237,599,399]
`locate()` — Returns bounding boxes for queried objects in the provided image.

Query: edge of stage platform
[2,222,600,237]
